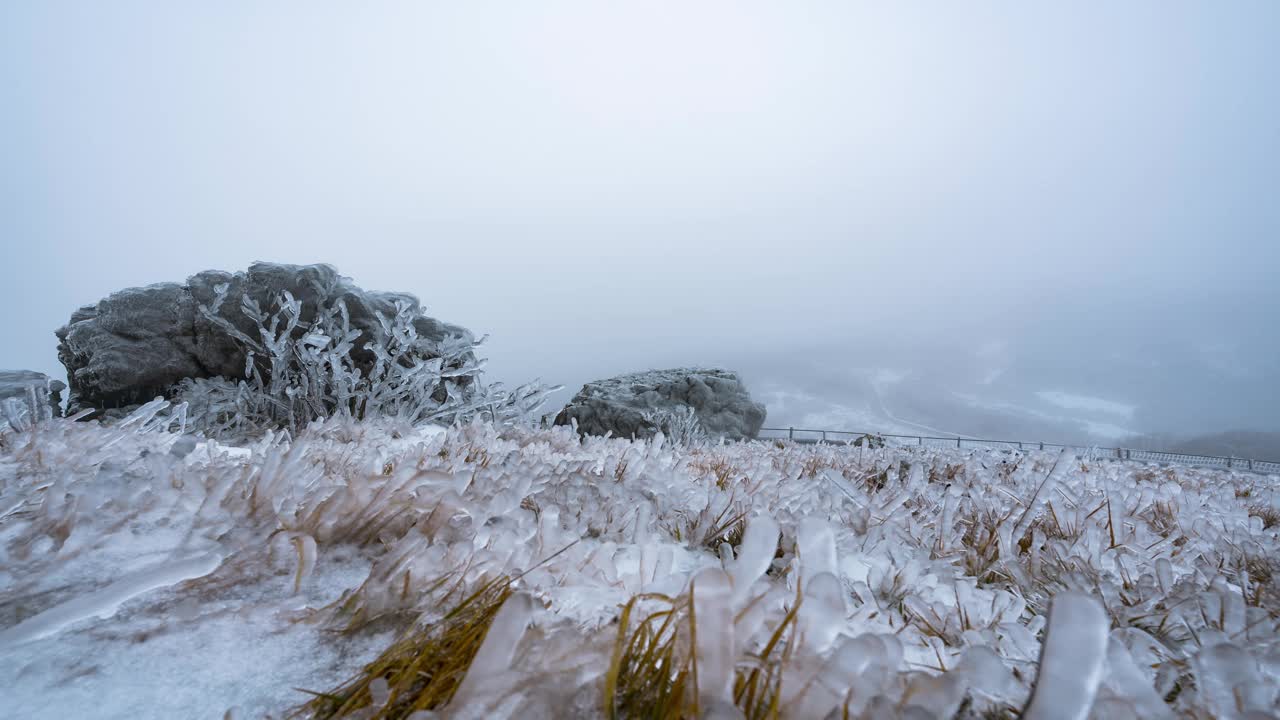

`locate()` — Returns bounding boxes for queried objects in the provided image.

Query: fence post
[956,437,961,448]
[788,427,794,441]
[1039,442,1044,450]
[1249,459,1254,471]
[918,436,923,446]
[1018,442,1023,450]
[821,431,827,443]
[1228,457,1233,469]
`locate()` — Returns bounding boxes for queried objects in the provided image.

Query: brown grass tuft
[733,586,802,720]
[603,585,803,720]
[295,575,513,719]
[603,592,695,720]
[1249,504,1280,530]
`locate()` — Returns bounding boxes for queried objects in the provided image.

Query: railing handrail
[756,426,1280,471]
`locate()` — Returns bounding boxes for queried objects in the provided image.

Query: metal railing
[757,427,1280,475]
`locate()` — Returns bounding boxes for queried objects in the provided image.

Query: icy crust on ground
[2,409,1280,719]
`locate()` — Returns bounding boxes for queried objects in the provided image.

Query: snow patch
[1036,391,1135,419]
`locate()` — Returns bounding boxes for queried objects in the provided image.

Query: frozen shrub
[173,284,556,439]
[641,405,706,446]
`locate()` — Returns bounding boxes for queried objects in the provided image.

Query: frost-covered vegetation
[2,407,1280,719]
[172,286,555,440]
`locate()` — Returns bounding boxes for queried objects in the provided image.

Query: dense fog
[4,1,1277,447]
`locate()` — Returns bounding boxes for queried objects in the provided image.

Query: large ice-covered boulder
[554,368,766,441]
[56,262,476,412]
[0,370,65,418]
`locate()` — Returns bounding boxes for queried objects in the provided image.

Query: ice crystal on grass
[173,285,557,440]
[1023,593,1108,720]
[3,412,1280,718]
[299,577,526,720]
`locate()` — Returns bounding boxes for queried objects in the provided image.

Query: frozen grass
[2,407,1280,718]
[173,286,557,440]
[298,576,514,719]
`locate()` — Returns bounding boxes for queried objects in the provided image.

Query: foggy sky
[3,2,1278,436]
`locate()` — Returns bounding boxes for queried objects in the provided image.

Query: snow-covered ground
[2,407,1279,718]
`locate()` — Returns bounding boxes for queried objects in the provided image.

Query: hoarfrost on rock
[554,367,766,441]
[55,262,477,413]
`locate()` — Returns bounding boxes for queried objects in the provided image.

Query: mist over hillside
[14,274,1278,455]
[732,294,1280,449]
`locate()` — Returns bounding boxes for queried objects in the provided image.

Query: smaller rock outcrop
[0,370,65,418]
[555,368,766,441]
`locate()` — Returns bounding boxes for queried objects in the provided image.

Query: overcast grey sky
[3,2,1278,436]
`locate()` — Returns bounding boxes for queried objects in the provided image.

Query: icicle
[290,534,317,593]
[797,517,838,584]
[731,515,779,605]
[1023,592,1109,720]
[1155,558,1174,593]
[1104,636,1174,720]
[633,503,651,544]
[798,571,846,653]
[1193,642,1271,719]
[717,542,734,569]
[958,646,1015,705]
[692,568,736,710]
[452,592,534,706]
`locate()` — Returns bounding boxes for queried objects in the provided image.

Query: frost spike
[1024,592,1109,720]
[452,592,534,706]
[797,517,837,583]
[731,515,779,604]
[691,568,736,710]
[290,534,317,593]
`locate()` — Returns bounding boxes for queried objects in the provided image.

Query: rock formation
[56,262,475,412]
[555,368,766,441]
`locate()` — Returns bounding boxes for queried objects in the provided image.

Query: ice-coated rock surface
[0,370,65,418]
[55,262,476,412]
[553,367,766,440]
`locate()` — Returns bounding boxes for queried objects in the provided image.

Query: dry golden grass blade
[294,574,514,719]
[603,592,698,720]
[733,584,802,720]
[703,508,750,552]
[605,582,802,720]
[329,570,455,635]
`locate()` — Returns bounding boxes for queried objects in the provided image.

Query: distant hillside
[1124,430,1280,461]
[1168,431,1280,461]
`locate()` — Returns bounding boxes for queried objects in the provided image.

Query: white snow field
[2,403,1279,719]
